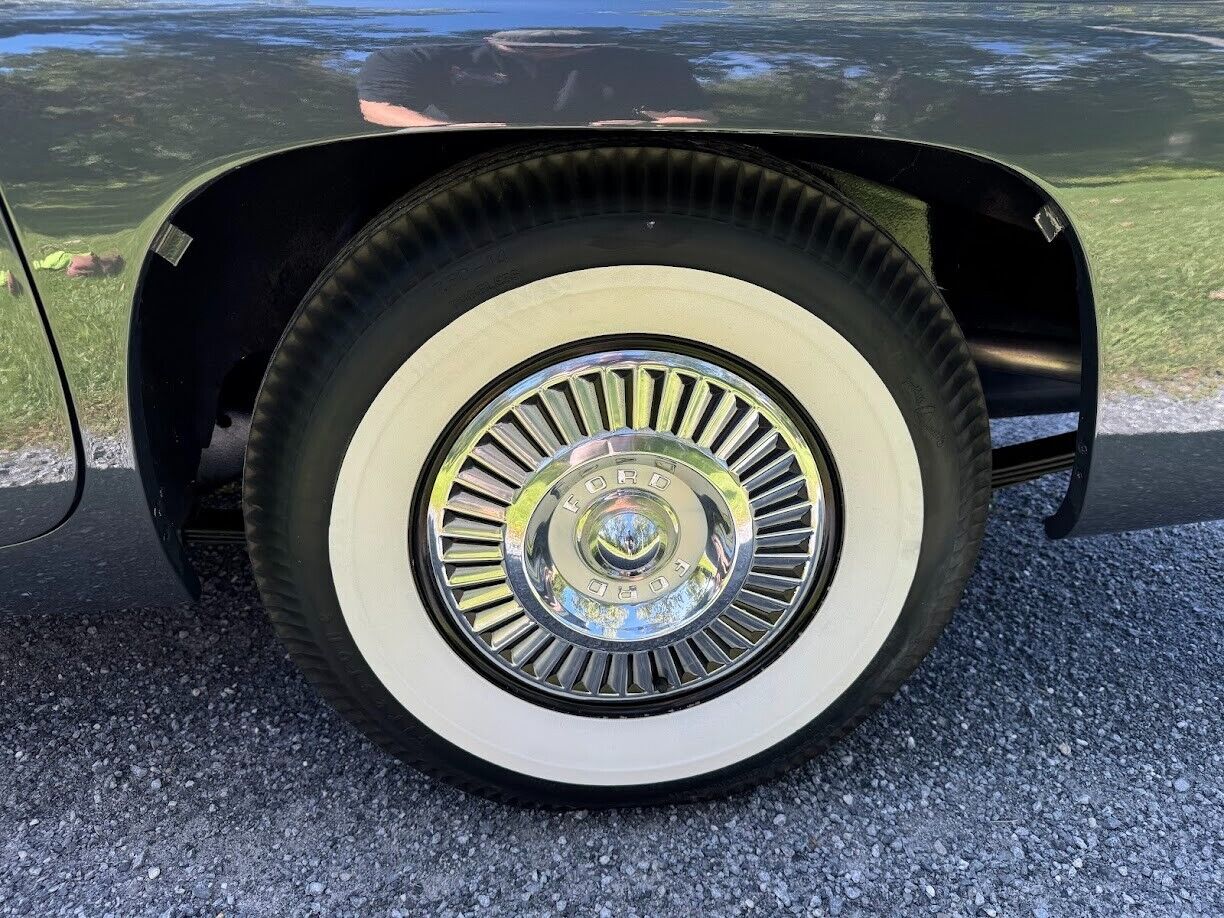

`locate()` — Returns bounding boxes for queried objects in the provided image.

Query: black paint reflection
[358,29,712,128]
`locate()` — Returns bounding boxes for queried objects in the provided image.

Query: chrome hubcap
[423,348,835,707]
[583,494,672,579]
[504,430,754,645]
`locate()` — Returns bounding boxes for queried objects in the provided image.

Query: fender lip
[139,127,1099,544]
[0,187,85,545]
[1043,199,1098,538]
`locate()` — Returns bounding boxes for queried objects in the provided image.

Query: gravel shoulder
[1,470,1221,917]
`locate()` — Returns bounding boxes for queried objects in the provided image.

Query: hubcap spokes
[423,348,834,708]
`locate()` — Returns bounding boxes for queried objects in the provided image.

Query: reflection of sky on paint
[281,0,714,18]
[1,3,1216,86]
[0,31,136,55]
[241,6,690,42]
[252,34,315,46]
[950,35,1114,86]
[331,0,699,29]
[324,48,370,72]
[699,51,771,78]
[1149,52,1221,66]
[969,48,1112,86]
[972,40,1024,55]
[698,50,841,80]
[0,1,711,55]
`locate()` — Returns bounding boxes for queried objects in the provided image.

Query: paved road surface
[2,462,1221,916]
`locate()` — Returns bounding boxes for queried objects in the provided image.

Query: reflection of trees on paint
[0,4,1221,234]
[690,22,1216,157]
[0,38,363,234]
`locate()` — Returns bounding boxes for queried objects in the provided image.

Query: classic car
[1,1,1220,805]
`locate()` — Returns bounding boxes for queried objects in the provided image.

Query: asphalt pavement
[1,448,1221,916]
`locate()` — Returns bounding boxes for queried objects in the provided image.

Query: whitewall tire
[244,141,991,805]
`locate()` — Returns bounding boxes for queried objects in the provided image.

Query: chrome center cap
[509,440,751,644]
[579,491,677,579]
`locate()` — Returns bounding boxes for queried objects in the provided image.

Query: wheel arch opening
[129,128,1094,571]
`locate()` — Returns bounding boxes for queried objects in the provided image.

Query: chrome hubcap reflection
[582,494,673,578]
[423,349,833,705]
[504,431,754,645]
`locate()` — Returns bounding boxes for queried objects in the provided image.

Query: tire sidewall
[256,211,977,805]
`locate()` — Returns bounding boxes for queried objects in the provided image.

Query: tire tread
[244,138,991,806]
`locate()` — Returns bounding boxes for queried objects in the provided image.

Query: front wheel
[244,142,991,805]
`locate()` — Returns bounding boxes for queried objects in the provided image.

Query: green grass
[2,171,1220,451]
[0,253,73,447]
[1058,171,1224,393]
[1,227,137,446]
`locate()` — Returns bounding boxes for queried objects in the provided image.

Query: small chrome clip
[151,222,193,266]
[1034,205,1065,243]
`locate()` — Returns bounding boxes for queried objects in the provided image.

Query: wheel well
[133,128,1086,544]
